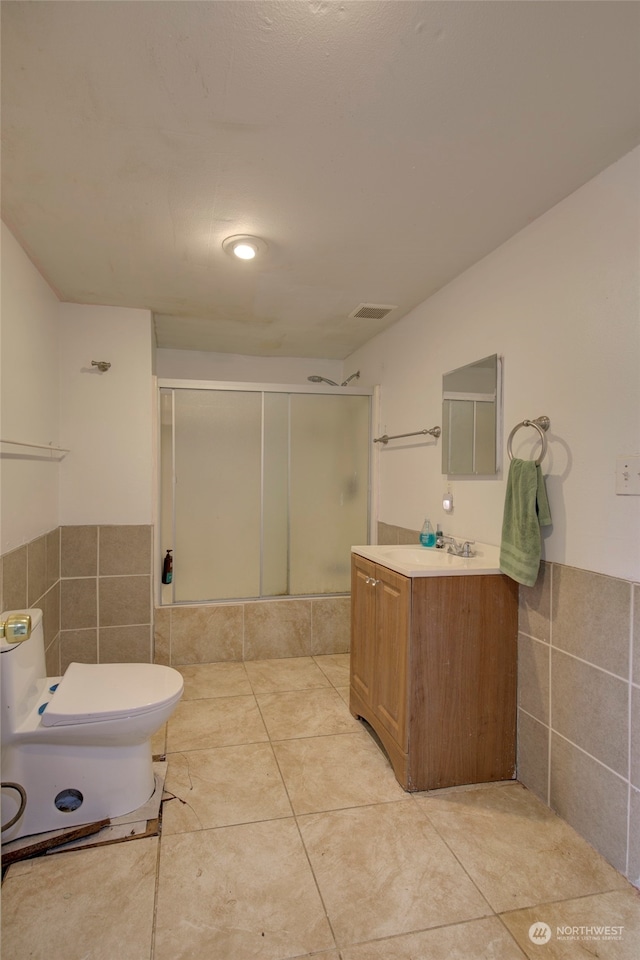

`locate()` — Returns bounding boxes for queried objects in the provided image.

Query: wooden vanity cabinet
[349,552,518,791]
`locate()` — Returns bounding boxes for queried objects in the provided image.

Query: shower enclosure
[159,382,371,604]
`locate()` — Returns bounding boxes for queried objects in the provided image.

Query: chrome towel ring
[506,416,550,465]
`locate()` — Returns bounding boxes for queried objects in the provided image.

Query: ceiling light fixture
[222,235,267,261]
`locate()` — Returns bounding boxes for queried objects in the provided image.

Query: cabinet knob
[365,577,380,586]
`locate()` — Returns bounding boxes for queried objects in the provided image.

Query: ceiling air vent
[348,303,397,321]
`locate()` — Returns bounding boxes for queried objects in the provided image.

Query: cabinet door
[373,565,410,750]
[350,553,377,706]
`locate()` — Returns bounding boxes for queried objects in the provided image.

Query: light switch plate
[615,455,640,495]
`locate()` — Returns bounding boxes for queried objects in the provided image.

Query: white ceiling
[2,1,639,359]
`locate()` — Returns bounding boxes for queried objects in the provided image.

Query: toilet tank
[1,608,47,736]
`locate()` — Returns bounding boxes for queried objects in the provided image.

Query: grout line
[519,628,550,645]
[626,582,634,878]
[96,530,100,661]
[548,643,631,685]
[58,572,151,578]
[25,540,30,610]
[549,728,630,785]
[149,818,163,960]
[242,684,341,951]
[517,704,549,729]
[290,807,341,954]
[408,793,496,917]
[494,913,532,955]
[547,563,553,807]
[518,608,631,788]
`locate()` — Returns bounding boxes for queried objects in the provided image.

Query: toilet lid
[40,662,184,726]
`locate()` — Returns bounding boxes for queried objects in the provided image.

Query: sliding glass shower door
[160,384,370,603]
[289,393,369,594]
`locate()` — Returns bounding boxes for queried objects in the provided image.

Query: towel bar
[506,416,550,465]
[373,426,441,445]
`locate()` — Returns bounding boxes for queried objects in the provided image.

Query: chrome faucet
[436,535,476,558]
[458,540,476,558]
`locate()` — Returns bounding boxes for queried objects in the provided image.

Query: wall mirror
[441,354,502,476]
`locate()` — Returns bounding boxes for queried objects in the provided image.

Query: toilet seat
[41,662,183,727]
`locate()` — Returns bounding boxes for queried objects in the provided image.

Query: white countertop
[351,542,502,577]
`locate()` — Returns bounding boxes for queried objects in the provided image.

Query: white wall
[3,146,638,577]
[156,348,343,386]
[0,224,61,553]
[58,303,154,525]
[347,147,640,582]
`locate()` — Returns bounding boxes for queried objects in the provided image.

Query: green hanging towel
[499,458,552,587]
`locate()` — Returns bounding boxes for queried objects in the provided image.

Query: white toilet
[1,608,183,842]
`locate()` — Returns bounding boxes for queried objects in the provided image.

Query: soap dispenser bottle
[162,549,173,584]
[419,519,436,547]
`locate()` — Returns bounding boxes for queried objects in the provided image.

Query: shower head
[307,375,339,385]
[307,371,361,387]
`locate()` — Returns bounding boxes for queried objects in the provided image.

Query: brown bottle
[162,549,173,584]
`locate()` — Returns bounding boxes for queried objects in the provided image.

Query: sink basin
[379,546,466,566]
[351,542,502,578]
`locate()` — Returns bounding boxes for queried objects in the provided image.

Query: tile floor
[3,653,639,959]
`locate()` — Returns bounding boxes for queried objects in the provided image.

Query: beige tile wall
[519,561,639,888]
[377,521,421,545]
[59,525,153,667]
[154,596,350,666]
[1,528,60,674]
[0,525,153,672]
[1,526,349,670]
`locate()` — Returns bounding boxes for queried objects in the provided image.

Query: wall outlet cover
[615,455,640,495]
